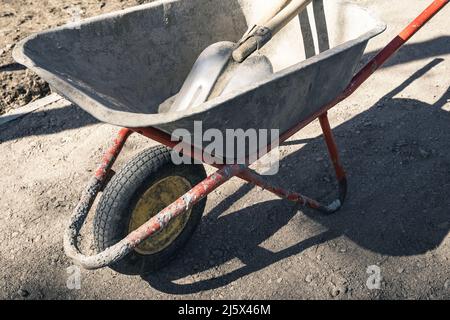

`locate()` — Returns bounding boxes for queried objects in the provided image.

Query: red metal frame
[64,0,449,270]
[135,114,346,213]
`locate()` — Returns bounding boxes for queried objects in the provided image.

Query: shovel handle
[242,0,292,37]
[233,0,313,62]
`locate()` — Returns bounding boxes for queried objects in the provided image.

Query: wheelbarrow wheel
[93,145,207,275]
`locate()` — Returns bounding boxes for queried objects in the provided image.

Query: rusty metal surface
[125,165,243,248]
[239,169,342,213]
[65,121,345,269]
[64,127,243,269]
[63,129,132,269]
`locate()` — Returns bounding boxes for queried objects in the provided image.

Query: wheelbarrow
[13,0,448,275]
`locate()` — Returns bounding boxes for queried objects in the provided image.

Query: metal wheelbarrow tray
[13,0,449,273]
[14,0,385,144]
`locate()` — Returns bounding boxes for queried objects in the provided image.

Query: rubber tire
[93,146,207,275]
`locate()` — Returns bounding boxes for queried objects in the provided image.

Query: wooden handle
[233,0,313,62]
[242,0,292,37]
[266,0,313,34]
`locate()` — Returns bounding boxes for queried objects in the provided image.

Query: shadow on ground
[0,103,98,143]
[143,58,450,294]
[1,37,448,296]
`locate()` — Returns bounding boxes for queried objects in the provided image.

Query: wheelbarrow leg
[234,113,347,214]
[136,125,347,213]
[319,112,347,204]
[238,168,343,213]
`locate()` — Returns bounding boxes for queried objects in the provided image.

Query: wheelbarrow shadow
[144,58,450,294]
[145,195,340,294]
[0,103,98,143]
[301,58,450,258]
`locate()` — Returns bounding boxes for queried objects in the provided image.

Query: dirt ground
[0,0,154,114]
[0,0,449,300]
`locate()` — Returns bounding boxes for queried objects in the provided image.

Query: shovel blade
[171,41,235,112]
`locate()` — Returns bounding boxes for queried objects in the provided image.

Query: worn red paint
[65,0,448,269]
[238,169,335,212]
[280,0,449,144]
[125,165,243,246]
[347,0,449,98]
[135,113,345,213]
[319,113,346,182]
[135,128,206,164]
[132,0,450,214]
[95,128,132,179]
[399,0,448,41]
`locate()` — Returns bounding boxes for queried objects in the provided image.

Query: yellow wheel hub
[128,175,192,255]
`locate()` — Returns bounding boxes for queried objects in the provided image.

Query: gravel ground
[0,0,449,300]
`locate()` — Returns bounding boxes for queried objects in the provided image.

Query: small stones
[0,12,14,18]
[444,279,449,290]
[397,268,405,274]
[305,274,313,283]
[53,197,66,209]
[276,277,283,284]
[330,284,348,298]
[4,43,14,51]
[330,287,340,298]
[18,288,30,298]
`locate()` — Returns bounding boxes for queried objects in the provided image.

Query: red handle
[346,0,449,96]
[279,0,448,144]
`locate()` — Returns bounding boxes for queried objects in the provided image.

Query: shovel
[170,0,313,112]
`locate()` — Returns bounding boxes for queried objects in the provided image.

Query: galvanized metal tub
[14,0,385,155]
